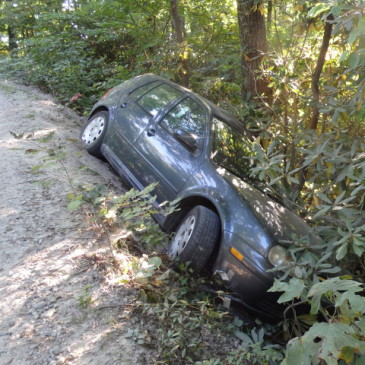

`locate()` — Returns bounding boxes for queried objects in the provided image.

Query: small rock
[51,346,61,356]
[43,308,55,318]
[7,320,16,329]
[55,356,65,365]
[34,302,47,311]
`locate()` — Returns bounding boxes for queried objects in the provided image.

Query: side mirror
[173,129,198,151]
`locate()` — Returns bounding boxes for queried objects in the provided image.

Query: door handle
[147,128,156,137]
[121,102,128,108]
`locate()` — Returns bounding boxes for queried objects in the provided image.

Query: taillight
[102,88,114,100]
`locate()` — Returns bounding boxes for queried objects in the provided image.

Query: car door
[133,95,208,202]
[106,81,162,173]
[107,81,184,176]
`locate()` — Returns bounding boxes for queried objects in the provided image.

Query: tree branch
[308,14,334,131]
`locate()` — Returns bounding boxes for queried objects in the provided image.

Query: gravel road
[0,79,149,365]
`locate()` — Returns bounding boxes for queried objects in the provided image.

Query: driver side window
[160,97,206,141]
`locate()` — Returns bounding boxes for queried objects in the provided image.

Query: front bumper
[214,230,275,303]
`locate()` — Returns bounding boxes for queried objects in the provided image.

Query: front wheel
[80,111,108,158]
[167,205,220,272]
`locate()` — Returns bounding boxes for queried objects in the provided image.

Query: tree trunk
[292,15,334,197]
[308,15,333,131]
[267,1,273,35]
[236,0,270,101]
[8,25,17,51]
[170,0,189,87]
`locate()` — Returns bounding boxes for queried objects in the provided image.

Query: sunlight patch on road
[1,128,58,149]
[0,207,18,218]
[39,99,57,107]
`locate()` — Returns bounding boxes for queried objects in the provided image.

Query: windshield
[210,117,289,205]
[211,117,255,180]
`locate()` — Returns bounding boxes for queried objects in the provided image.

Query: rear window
[138,84,183,117]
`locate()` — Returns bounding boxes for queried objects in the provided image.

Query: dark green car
[81,74,317,311]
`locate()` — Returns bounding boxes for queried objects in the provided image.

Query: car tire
[80,111,108,158]
[167,205,220,272]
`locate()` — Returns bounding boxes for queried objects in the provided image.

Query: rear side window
[129,81,161,100]
[138,84,183,117]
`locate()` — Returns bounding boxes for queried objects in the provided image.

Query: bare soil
[0,79,150,364]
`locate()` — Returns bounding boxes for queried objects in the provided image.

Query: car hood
[219,169,319,245]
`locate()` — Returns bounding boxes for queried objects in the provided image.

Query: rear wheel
[168,205,220,272]
[80,111,108,158]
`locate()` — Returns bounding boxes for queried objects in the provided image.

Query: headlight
[268,245,287,266]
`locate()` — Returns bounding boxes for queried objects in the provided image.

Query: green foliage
[133,264,284,364]
[269,258,365,364]
[247,3,365,359]
[232,326,284,365]
[76,182,179,249]
[261,129,365,363]
[284,322,365,365]
[77,284,94,308]
[0,0,242,112]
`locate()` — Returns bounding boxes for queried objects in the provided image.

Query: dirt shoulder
[0,79,149,365]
